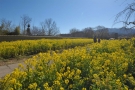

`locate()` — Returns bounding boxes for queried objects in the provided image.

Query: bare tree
[40,22,46,35]
[69,28,80,37]
[114,0,135,28]
[40,18,60,36]
[21,15,32,34]
[95,26,109,39]
[0,18,12,34]
[0,24,4,34]
[31,26,42,35]
[0,18,12,31]
[82,27,94,38]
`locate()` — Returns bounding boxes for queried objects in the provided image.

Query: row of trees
[26,18,60,36]
[0,19,20,35]
[68,26,115,39]
[0,15,60,36]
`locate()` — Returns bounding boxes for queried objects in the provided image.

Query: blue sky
[0,0,133,34]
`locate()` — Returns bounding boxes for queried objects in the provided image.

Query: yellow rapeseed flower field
[0,39,93,59]
[1,38,135,89]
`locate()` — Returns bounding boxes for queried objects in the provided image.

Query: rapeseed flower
[1,38,135,89]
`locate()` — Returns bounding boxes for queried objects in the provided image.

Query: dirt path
[0,56,32,78]
[0,62,25,78]
[0,53,54,78]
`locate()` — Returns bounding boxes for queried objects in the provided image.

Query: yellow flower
[43,82,49,88]
[78,80,83,85]
[44,83,49,87]
[38,66,43,71]
[93,74,98,79]
[68,84,73,89]
[96,81,100,86]
[71,69,75,75]
[28,84,33,89]
[76,69,81,75]
[90,70,93,73]
[60,87,64,90]
[57,76,62,80]
[100,72,104,76]
[9,78,16,85]
[64,72,68,77]
[67,66,70,70]
[18,63,24,69]
[116,79,121,86]
[124,85,128,90]
[46,87,52,90]
[92,79,95,83]
[9,88,14,90]
[106,60,110,64]
[28,83,37,89]
[74,75,80,79]
[11,69,20,78]
[33,83,37,88]
[68,73,73,78]
[16,83,22,87]
[54,80,60,86]
[123,74,127,79]
[82,88,86,90]
[23,72,27,77]
[65,79,69,84]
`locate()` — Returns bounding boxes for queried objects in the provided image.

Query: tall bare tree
[21,15,32,34]
[0,18,12,31]
[114,0,135,28]
[40,18,60,36]
[95,26,109,39]
[31,26,42,35]
[40,22,46,35]
[0,18,12,34]
[82,27,94,38]
[69,28,80,37]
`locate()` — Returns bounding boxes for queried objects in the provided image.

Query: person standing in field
[98,38,100,43]
[93,36,97,43]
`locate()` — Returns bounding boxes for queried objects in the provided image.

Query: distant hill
[108,28,135,35]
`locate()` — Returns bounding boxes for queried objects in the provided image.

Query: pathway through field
[0,62,25,78]
[0,56,32,78]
